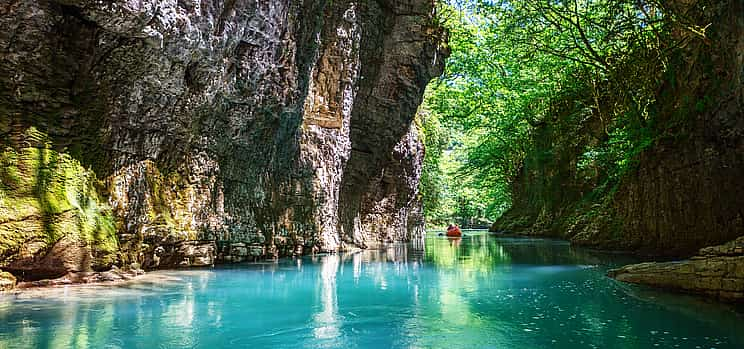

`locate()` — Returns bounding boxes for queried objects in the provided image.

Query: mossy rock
[0,127,119,276]
[0,270,16,291]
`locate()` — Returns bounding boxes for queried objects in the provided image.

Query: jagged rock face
[349,124,427,248]
[0,0,445,277]
[608,237,744,302]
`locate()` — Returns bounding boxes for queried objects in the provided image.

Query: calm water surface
[1,231,743,348]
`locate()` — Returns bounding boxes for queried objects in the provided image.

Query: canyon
[0,0,446,282]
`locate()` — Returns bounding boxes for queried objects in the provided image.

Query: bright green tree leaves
[419,0,695,227]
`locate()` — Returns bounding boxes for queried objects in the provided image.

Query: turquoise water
[1,232,743,348]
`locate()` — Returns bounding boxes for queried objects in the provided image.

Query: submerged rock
[608,237,744,302]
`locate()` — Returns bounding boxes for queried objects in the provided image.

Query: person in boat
[446,223,462,237]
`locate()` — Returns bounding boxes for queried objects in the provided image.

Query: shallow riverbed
[1,231,742,348]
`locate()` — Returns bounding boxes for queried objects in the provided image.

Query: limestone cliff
[608,237,744,302]
[0,0,446,280]
[571,0,744,256]
[492,0,744,257]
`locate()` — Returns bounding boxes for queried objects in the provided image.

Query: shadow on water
[1,231,743,348]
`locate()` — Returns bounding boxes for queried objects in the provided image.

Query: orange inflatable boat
[446,225,462,237]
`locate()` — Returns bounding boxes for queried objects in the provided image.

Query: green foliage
[416,108,447,224]
[0,127,119,260]
[419,0,697,227]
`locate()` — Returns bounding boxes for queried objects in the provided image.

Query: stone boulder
[3,234,111,281]
[0,270,16,291]
[608,236,744,302]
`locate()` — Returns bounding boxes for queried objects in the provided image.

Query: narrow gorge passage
[1,0,743,348]
[2,233,743,348]
[419,0,744,303]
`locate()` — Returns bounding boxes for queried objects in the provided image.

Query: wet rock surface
[0,270,16,291]
[608,237,744,302]
[15,266,145,289]
[0,0,446,279]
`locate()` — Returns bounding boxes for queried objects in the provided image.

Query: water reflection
[0,232,743,349]
[424,232,511,272]
[313,254,341,341]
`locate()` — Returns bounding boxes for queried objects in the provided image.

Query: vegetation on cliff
[420,0,729,244]
[0,127,119,278]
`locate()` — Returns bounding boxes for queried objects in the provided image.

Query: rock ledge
[608,237,744,302]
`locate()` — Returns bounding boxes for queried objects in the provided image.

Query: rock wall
[572,0,744,256]
[492,0,744,258]
[0,0,446,280]
[608,237,744,302]
[490,99,606,238]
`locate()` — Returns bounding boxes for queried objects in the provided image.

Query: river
[1,231,742,348]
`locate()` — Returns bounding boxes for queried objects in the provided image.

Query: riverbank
[0,267,145,294]
[2,235,743,348]
[608,237,744,303]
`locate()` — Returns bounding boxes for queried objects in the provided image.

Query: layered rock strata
[0,0,446,280]
[608,237,744,302]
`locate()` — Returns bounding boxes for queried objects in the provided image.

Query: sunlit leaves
[420,0,685,226]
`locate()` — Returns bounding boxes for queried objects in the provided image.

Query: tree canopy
[419,0,700,228]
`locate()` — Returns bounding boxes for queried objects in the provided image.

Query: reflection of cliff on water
[0,233,642,349]
[423,231,641,272]
[3,233,743,349]
[424,233,511,273]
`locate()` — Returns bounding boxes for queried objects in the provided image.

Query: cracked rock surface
[608,237,744,302]
[0,0,446,279]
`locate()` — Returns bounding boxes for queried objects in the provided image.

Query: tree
[419,0,689,226]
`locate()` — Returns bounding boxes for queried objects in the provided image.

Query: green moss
[0,127,119,264]
[114,161,201,241]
